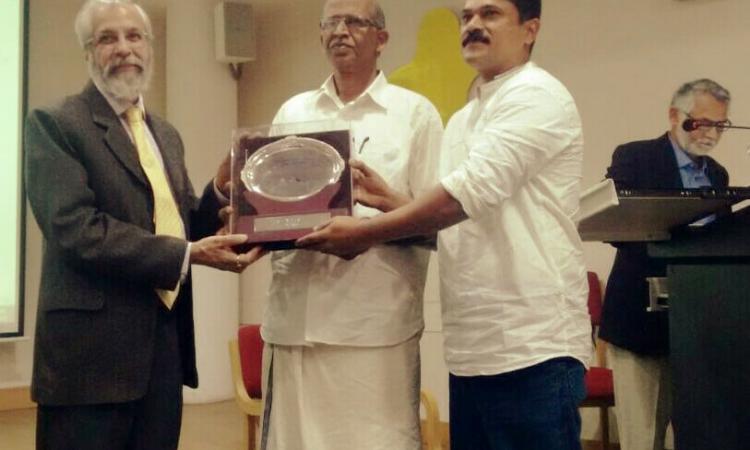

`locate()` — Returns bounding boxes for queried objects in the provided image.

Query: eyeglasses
[682,111,732,134]
[320,15,381,31]
[88,29,149,49]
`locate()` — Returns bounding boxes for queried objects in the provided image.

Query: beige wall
[165,0,243,403]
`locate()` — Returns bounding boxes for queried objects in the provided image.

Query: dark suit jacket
[25,83,222,405]
[598,133,729,356]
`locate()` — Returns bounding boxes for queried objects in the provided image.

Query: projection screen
[0,0,26,338]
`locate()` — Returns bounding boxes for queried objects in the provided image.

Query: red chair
[229,324,264,450]
[580,271,615,450]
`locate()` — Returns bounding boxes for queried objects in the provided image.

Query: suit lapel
[84,83,149,187]
[654,133,684,189]
[705,159,728,188]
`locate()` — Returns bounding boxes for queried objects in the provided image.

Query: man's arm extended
[296,184,467,258]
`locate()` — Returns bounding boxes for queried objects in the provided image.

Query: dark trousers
[36,308,184,450]
[449,357,586,450]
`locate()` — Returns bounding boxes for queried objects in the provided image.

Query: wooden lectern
[578,179,750,450]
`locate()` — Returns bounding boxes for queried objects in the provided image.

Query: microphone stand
[682,119,750,132]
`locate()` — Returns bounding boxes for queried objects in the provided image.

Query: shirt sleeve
[179,243,191,285]
[440,83,581,219]
[212,178,230,204]
[407,100,444,199]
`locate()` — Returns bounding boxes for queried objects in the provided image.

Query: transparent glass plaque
[229,122,352,250]
[241,136,345,202]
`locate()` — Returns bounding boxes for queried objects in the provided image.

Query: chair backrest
[238,324,264,399]
[420,390,445,450]
[587,271,603,327]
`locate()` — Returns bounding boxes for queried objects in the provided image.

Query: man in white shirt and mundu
[259,0,443,449]
[299,1,592,449]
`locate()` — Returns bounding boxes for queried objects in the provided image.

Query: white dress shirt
[438,62,592,376]
[263,72,444,346]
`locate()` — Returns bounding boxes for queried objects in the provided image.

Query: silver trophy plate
[241,136,345,202]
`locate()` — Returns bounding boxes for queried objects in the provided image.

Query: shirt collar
[475,61,532,101]
[92,78,145,118]
[668,133,707,171]
[319,70,388,110]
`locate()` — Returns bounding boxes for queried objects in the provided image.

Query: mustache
[462,29,490,47]
[328,39,353,49]
[463,29,490,46]
[105,57,144,76]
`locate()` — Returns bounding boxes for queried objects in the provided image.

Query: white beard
[684,143,714,158]
[88,55,153,102]
[674,130,717,158]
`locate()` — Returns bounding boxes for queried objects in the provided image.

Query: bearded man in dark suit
[24,1,262,449]
[599,78,731,450]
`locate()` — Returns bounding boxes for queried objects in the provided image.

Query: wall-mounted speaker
[214,1,256,63]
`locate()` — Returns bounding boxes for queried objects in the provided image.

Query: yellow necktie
[125,107,184,309]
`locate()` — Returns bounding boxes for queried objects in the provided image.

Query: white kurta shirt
[439,62,592,376]
[263,72,444,347]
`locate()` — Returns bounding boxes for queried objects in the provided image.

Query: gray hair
[671,78,731,112]
[74,0,152,48]
[370,2,385,29]
[321,0,386,29]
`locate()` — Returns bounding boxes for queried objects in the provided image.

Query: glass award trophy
[229,121,353,250]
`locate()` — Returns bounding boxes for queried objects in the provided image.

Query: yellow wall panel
[389,8,476,125]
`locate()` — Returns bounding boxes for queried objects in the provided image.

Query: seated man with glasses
[256,1,443,450]
[599,78,731,450]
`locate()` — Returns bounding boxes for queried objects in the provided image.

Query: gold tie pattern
[125,107,184,309]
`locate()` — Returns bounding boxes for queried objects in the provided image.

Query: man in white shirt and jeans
[258,1,443,449]
[299,1,592,449]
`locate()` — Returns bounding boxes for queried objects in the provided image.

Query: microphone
[682,119,750,132]
[681,119,700,132]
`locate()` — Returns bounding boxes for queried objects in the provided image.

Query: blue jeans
[449,357,586,450]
